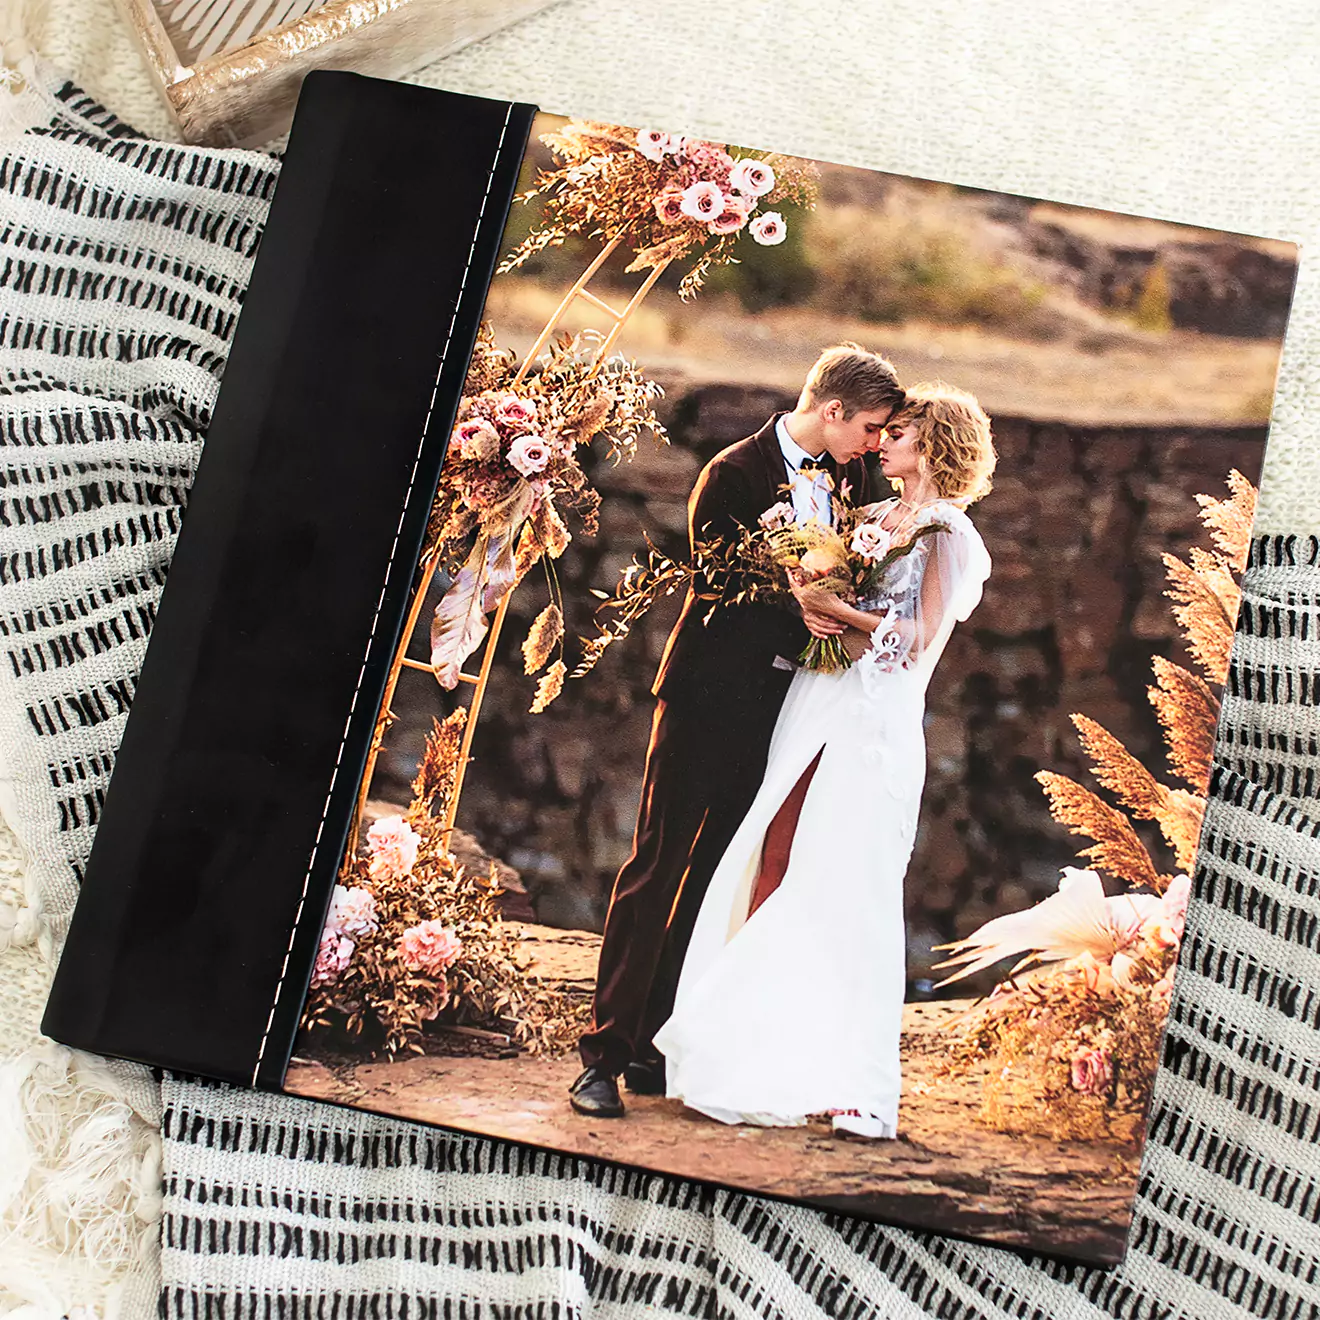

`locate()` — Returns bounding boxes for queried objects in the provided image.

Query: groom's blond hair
[801,342,905,419]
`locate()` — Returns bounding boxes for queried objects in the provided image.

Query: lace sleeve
[863,507,991,675]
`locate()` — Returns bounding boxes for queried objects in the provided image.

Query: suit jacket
[652,414,873,705]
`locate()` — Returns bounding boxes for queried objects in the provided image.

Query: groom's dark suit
[579,414,871,1074]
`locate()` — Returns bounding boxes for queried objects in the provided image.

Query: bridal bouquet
[574,490,946,679]
[756,499,856,672]
[757,497,948,673]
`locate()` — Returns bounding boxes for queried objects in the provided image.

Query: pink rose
[758,500,795,531]
[1070,1048,1113,1096]
[328,884,378,937]
[507,433,551,477]
[851,523,887,559]
[729,158,775,198]
[708,193,751,235]
[311,930,354,987]
[653,187,687,226]
[749,211,787,246]
[366,815,421,882]
[636,129,670,161]
[496,393,538,428]
[455,418,499,462]
[679,181,725,222]
[397,920,463,976]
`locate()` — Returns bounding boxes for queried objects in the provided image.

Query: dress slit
[747,747,824,920]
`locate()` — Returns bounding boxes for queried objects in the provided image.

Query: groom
[571,343,905,1117]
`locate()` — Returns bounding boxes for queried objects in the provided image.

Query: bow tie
[798,456,830,473]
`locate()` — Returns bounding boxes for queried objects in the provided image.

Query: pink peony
[851,523,888,559]
[636,129,670,161]
[653,187,687,226]
[495,393,538,428]
[749,211,788,246]
[455,418,499,462]
[397,920,463,976]
[366,815,421,882]
[328,884,378,937]
[311,930,354,987]
[506,433,552,477]
[708,193,751,235]
[679,181,725,222]
[1070,1047,1113,1096]
[729,158,775,198]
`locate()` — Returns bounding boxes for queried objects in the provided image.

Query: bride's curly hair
[892,382,996,506]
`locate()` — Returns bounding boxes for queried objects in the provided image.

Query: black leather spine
[42,72,535,1089]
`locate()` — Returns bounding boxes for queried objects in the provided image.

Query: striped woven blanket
[2,69,1318,1320]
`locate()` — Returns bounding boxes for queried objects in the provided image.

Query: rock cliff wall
[377,377,1265,985]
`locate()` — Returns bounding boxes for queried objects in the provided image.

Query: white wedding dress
[653,500,991,1137]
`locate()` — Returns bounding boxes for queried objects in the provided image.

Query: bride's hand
[802,604,845,638]
[788,571,845,630]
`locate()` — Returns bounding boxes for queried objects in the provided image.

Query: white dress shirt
[775,415,833,527]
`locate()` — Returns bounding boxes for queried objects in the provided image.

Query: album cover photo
[284,114,1296,1262]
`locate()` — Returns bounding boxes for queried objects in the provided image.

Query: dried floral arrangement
[500,122,819,298]
[303,710,590,1057]
[935,472,1255,1142]
[427,324,665,707]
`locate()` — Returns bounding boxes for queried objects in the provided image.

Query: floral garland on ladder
[501,121,819,298]
[427,326,663,710]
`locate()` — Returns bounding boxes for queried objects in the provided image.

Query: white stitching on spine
[251,102,516,1085]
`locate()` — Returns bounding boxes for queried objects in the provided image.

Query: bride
[653,382,997,1139]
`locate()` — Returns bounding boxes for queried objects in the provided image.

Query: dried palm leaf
[935,868,1161,984]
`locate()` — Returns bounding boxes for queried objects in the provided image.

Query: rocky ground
[288,926,1139,1264]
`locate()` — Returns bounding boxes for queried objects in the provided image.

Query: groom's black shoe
[569,1067,625,1117]
[622,1057,666,1095]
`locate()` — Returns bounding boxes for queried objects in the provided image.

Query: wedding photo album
[280,110,1296,1261]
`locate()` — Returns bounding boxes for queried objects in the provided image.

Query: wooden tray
[116,0,557,146]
